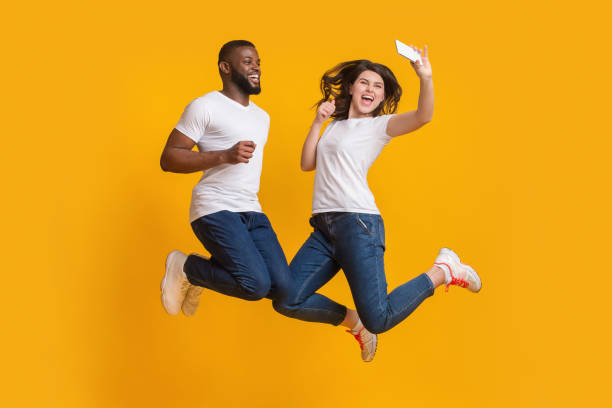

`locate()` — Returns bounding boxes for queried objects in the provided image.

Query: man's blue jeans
[274,212,434,334]
[184,211,290,303]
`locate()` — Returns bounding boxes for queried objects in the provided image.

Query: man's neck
[220,84,249,107]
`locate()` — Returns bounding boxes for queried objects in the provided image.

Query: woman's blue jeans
[274,212,434,334]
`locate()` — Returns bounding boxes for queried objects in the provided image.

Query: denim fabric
[275,212,434,334]
[184,211,290,302]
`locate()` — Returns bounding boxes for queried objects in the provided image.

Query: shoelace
[445,276,469,292]
[346,328,365,351]
[436,262,470,292]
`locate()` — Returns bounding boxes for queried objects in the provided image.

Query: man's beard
[231,69,261,95]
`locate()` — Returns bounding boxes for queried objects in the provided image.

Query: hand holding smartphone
[395,40,422,64]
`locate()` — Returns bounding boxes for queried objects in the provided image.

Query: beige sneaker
[347,327,378,362]
[182,285,204,317]
[181,253,208,317]
[161,250,190,315]
[434,248,482,292]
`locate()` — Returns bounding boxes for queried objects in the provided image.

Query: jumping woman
[275,46,482,362]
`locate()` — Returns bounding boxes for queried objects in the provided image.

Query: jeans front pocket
[355,214,373,236]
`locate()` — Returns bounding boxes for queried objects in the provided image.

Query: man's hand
[223,141,256,164]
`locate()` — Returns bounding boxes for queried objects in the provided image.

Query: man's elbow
[160,153,171,172]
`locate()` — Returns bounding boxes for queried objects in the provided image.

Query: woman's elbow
[300,162,315,172]
[419,114,433,126]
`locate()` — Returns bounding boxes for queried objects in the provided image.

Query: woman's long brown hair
[315,59,402,120]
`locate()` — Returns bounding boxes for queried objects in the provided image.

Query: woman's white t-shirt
[175,91,270,222]
[312,114,393,215]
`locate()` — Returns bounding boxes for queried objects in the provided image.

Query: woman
[275,46,481,362]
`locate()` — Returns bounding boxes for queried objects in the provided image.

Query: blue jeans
[274,213,434,334]
[184,211,290,303]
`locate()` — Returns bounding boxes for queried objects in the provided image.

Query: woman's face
[349,70,385,118]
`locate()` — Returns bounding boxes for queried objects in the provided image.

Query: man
[159,40,290,317]
[159,40,375,362]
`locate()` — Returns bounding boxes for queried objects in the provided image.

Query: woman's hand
[302,100,335,171]
[386,45,434,137]
[315,99,336,124]
[409,45,432,80]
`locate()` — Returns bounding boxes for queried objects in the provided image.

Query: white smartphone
[395,40,422,64]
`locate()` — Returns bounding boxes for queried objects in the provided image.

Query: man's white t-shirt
[312,114,393,215]
[175,91,269,222]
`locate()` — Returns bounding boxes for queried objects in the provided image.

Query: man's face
[228,46,261,95]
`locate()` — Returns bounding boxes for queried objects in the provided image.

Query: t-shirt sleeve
[174,99,209,143]
[376,114,394,144]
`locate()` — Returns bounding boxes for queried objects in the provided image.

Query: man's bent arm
[160,128,227,173]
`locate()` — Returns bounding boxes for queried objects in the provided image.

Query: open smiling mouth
[361,95,374,106]
[248,74,260,84]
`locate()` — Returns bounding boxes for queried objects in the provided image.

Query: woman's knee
[272,299,290,316]
[360,314,388,334]
[272,297,302,318]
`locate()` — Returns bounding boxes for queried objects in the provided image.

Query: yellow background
[2,0,610,406]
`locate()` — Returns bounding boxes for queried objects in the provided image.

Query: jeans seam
[396,282,432,319]
[374,247,385,315]
[295,257,335,301]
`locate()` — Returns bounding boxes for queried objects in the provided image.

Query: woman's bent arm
[301,100,336,171]
[387,45,434,137]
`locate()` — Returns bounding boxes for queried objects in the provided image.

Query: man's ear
[219,61,231,75]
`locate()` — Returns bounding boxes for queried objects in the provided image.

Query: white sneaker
[181,254,208,317]
[161,250,190,315]
[347,327,378,362]
[434,248,482,292]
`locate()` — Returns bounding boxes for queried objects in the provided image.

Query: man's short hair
[218,40,256,64]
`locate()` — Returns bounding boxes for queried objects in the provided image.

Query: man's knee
[241,275,271,300]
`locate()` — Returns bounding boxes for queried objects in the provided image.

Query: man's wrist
[217,150,228,165]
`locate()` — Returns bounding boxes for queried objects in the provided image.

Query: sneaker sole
[161,250,182,315]
[364,335,378,363]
